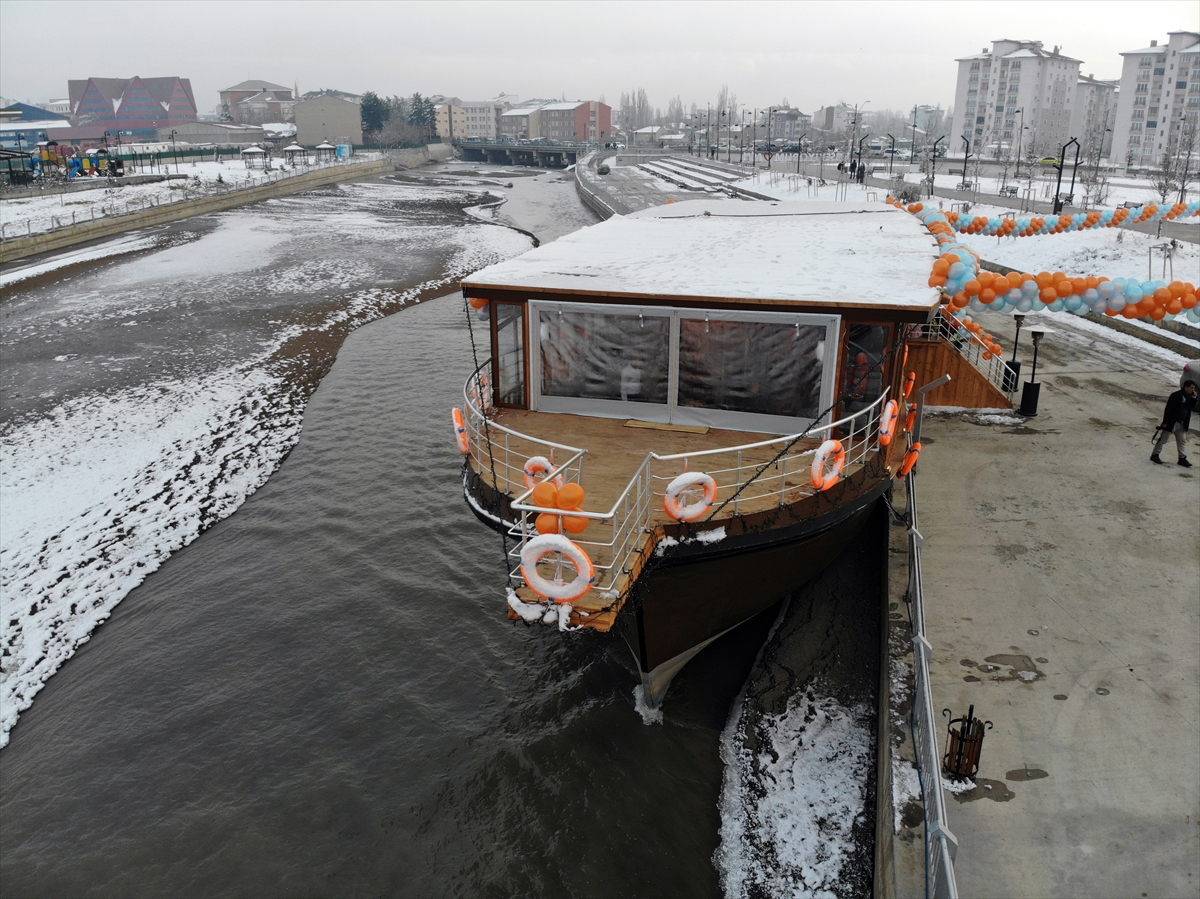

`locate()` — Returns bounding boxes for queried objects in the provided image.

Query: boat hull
[616,482,887,705]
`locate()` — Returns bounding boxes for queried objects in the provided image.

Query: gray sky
[1,0,1195,115]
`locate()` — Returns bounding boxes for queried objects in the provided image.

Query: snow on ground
[0,192,531,748]
[900,169,1178,209]
[0,154,384,237]
[716,685,873,898]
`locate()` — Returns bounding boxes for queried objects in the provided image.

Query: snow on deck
[464,200,941,312]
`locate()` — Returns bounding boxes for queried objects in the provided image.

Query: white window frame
[527,300,840,434]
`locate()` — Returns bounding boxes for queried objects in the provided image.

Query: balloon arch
[887,197,1200,357]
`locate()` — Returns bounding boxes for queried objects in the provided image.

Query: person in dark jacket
[1151,380,1198,466]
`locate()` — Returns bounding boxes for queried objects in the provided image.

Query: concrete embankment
[1,146,454,265]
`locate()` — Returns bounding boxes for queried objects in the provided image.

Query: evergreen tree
[360,91,390,135]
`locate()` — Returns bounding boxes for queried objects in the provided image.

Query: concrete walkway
[910,313,1198,898]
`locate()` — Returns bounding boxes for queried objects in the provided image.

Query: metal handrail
[462,366,893,599]
[910,309,1012,396]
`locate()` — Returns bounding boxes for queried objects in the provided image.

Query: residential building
[951,40,1082,159]
[632,125,664,146]
[499,106,540,139]
[1069,73,1120,160]
[219,80,296,124]
[435,99,467,141]
[535,100,611,142]
[1109,31,1200,169]
[763,106,811,143]
[457,95,517,140]
[68,76,198,137]
[295,93,362,145]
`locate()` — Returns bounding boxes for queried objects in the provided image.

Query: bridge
[456,141,587,168]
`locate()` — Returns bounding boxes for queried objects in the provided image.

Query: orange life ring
[663,472,719,521]
[906,405,917,433]
[810,439,845,491]
[879,400,899,446]
[520,534,595,603]
[904,371,916,399]
[523,455,565,490]
[898,442,922,478]
[452,407,469,455]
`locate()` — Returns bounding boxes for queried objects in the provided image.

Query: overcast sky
[1,0,1195,115]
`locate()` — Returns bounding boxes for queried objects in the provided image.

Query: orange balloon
[933,258,950,275]
[1121,305,1140,319]
[1182,293,1198,310]
[1036,271,1054,288]
[468,296,488,310]
[964,279,982,296]
[557,482,585,510]
[980,288,996,304]
[951,293,970,309]
[1154,287,1171,303]
[1085,276,1099,289]
[1056,280,1073,298]
[1071,277,1088,294]
[532,481,559,508]
[1150,306,1167,321]
[1040,287,1058,303]
[1052,271,1067,284]
[1167,299,1183,315]
[1169,281,1185,298]
[562,515,589,534]
[977,271,995,288]
[535,513,561,535]
[1104,307,1119,316]
[1006,271,1024,289]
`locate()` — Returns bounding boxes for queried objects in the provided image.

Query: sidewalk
[907,313,1199,898]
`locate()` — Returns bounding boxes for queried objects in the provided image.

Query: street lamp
[1005,312,1025,393]
[1013,108,1025,179]
[1018,325,1051,416]
[960,134,972,190]
[170,129,179,174]
[1052,136,1079,214]
[857,134,869,178]
[796,131,806,174]
[887,133,896,177]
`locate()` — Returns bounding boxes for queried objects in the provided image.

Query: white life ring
[878,400,899,446]
[452,407,469,455]
[663,471,718,521]
[470,372,492,411]
[523,455,565,490]
[520,534,595,603]
[811,439,845,491]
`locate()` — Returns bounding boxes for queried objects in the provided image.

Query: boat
[456,199,943,706]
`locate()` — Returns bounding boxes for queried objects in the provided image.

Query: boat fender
[904,371,917,399]
[452,407,469,455]
[520,534,595,603]
[898,442,922,478]
[906,405,917,434]
[811,439,845,491]
[879,400,899,446]
[523,455,566,490]
[663,472,718,521]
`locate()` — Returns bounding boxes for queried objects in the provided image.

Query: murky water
[1,167,880,896]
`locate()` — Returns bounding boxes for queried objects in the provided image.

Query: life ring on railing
[470,372,492,411]
[906,405,918,434]
[452,407,469,455]
[810,439,845,491]
[523,455,565,490]
[520,534,595,603]
[663,472,718,521]
[879,400,899,446]
[898,442,922,478]
[904,371,916,399]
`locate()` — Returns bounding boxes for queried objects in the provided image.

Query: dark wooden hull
[616,481,887,678]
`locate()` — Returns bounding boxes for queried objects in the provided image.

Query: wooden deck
[471,408,880,630]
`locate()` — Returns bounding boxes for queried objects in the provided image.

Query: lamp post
[857,134,869,177]
[960,134,972,190]
[796,130,806,174]
[1013,108,1025,179]
[170,129,179,174]
[887,133,896,177]
[1052,136,1079,214]
[929,135,945,198]
[1005,312,1025,393]
[1018,326,1051,416]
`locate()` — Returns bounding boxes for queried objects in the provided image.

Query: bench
[956,181,973,191]
[949,169,963,176]
[1000,186,1019,198]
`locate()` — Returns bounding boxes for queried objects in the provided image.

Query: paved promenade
[906,313,1198,898]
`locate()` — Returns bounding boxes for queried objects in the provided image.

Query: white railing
[901,424,959,898]
[909,309,1014,396]
[462,364,892,601]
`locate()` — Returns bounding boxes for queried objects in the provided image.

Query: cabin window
[494,302,526,406]
[842,324,891,419]
[528,301,839,433]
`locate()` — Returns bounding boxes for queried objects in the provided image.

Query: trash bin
[1002,360,1020,393]
[943,705,993,781]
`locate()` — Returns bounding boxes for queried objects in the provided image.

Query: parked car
[1038,156,1061,166]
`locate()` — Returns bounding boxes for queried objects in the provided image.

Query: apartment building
[434,98,467,141]
[499,106,540,139]
[1109,31,1200,169]
[457,94,518,140]
[764,106,811,142]
[952,40,1081,159]
[1069,73,1119,159]
[536,101,612,142]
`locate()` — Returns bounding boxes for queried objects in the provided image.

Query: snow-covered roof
[500,108,534,117]
[222,79,290,93]
[282,143,305,151]
[315,141,336,149]
[463,200,941,314]
[0,119,70,132]
[240,145,266,154]
[1120,45,1167,56]
[634,125,662,133]
[539,101,584,111]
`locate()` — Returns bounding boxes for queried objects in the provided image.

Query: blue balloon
[1022,280,1040,297]
[1098,281,1115,298]
[949,262,966,278]
[1108,296,1127,311]
[1048,299,1066,312]
[1008,288,1022,301]
[1081,288,1098,303]
[1017,297,1034,312]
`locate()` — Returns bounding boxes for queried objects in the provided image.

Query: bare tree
[666,95,685,128]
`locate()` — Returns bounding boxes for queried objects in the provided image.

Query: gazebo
[314,141,336,163]
[282,142,308,166]
[240,145,267,169]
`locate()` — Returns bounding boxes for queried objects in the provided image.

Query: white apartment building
[952,40,1081,159]
[1109,31,1200,169]
[434,99,466,141]
[1069,74,1119,160]
[458,94,518,140]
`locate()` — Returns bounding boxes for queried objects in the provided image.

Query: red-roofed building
[67,76,197,137]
